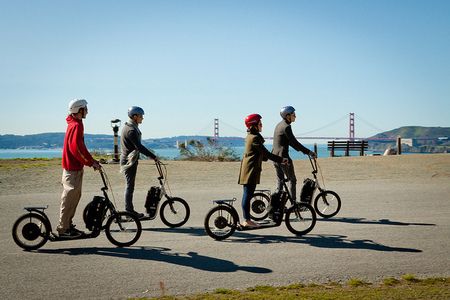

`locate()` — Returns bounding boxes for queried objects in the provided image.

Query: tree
[178,138,240,161]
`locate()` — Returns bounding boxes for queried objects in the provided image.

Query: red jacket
[62,115,95,171]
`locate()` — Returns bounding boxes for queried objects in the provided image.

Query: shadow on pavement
[140,226,422,252]
[317,217,435,226]
[227,233,422,252]
[37,246,272,274]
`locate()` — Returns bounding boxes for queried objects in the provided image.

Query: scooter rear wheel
[204,205,237,240]
[12,213,51,250]
[105,211,142,247]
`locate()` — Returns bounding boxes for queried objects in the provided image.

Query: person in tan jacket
[238,114,288,228]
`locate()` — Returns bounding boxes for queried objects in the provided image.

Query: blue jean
[124,161,138,212]
[241,184,257,221]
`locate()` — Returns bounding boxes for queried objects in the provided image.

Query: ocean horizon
[0,144,382,160]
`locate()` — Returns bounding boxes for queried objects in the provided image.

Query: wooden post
[397,137,402,155]
[345,140,350,156]
[331,141,335,157]
[314,143,318,157]
[360,141,364,156]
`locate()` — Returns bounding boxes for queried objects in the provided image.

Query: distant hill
[369,126,449,153]
[370,126,450,139]
[0,133,244,150]
[0,133,114,149]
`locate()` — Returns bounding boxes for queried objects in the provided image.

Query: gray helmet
[128,106,145,118]
[280,106,295,119]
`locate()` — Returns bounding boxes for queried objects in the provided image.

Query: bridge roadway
[1,157,449,299]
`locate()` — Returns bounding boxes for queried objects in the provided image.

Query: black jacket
[120,121,156,164]
[272,119,311,159]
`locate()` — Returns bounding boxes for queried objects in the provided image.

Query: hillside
[0,133,244,150]
[369,126,449,153]
[370,126,450,139]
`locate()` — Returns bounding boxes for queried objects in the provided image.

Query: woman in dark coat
[238,114,288,227]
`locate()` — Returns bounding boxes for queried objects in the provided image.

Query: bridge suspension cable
[298,114,348,136]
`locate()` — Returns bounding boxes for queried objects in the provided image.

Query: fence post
[397,137,402,155]
[314,143,318,157]
[331,141,335,157]
[345,140,350,156]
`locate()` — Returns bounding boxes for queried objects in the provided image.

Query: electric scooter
[204,174,317,241]
[249,155,341,219]
[136,161,190,227]
[12,166,142,251]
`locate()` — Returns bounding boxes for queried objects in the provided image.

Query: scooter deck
[138,215,157,221]
[237,220,280,231]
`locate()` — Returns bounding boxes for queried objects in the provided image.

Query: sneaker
[69,224,85,235]
[126,210,145,219]
[58,228,83,239]
[241,220,260,228]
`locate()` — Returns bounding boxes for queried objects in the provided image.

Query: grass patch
[347,278,371,287]
[383,277,401,286]
[136,275,450,300]
[402,273,421,283]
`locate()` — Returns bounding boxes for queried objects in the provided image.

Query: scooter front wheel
[285,203,316,236]
[105,211,142,247]
[160,197,190,228]
[12,213,51,250]
[314,190,341,218]
[204,205,237,240]
[249,192,270,221]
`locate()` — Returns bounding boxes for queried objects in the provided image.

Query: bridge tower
[349,112,355,141]
[213,118,219,142]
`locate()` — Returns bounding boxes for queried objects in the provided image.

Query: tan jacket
[238,131,283,185]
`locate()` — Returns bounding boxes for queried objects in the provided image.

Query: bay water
[0,144,380,160]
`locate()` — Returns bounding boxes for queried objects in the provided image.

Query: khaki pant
[57,169,84,233]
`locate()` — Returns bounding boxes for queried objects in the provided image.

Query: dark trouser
[124,161,138,212]
[241,184,257,221]
[274,161,297,201]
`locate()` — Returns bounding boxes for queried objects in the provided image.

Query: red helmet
[244,114,262,128]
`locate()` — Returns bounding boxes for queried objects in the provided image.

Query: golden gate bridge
[209,113,396,142]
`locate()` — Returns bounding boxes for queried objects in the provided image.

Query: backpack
[300,178,316,204]
[145,186,162,218]
[84,196,107,231]
[267,191,284,222]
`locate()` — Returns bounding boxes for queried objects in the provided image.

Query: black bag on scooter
[267,191,283,222]
[84,196,107,231]
[300,178,316,204]
[145,186,161,218]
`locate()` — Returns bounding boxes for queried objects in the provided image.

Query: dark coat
[272,119,311,159]
[238,130,283,185]
[120,120,156,165]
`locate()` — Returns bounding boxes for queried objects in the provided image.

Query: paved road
[1,178,449,299]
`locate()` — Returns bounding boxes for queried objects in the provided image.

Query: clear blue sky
[1,0,449,139]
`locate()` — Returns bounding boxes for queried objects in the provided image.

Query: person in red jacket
[57,99,100,238]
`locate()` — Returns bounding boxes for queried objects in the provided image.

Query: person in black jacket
[272,106,316,201]
[120,106,159,218]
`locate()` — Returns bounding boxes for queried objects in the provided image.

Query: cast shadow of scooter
[142,226,207,237]
[142,227,421,253]
[317,217,436,226]
[38,246,272,274]
[227,233,422,253]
